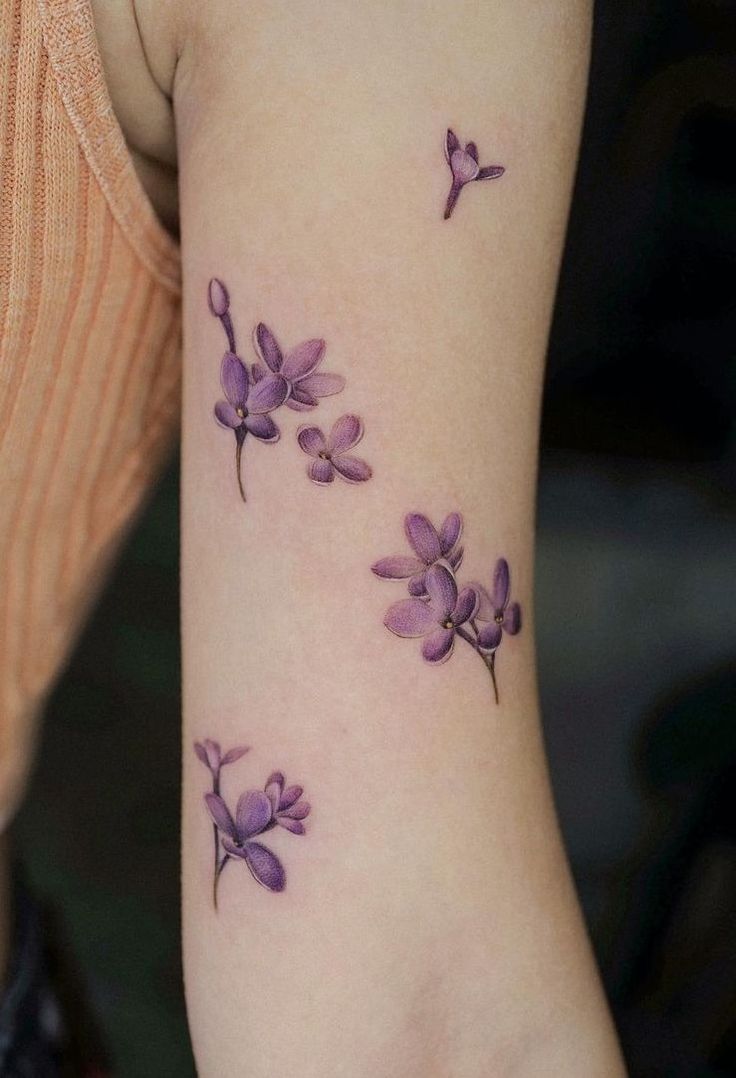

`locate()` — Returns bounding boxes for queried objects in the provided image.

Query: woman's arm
[175,2,625,1074]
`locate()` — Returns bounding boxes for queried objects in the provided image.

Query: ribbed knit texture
[0,0,181,824]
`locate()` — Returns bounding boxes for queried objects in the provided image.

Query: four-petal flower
[297,414,372,484]
[205,790,286,892]
[214,350,288,444]
[254,324,345,411]
[384,563,478,664]
[443,129,505,220]
[372,512,464,596]
[472,558,522,652]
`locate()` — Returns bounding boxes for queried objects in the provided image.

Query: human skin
[164,2,628,1074]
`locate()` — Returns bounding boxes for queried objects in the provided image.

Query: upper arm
[174,4,624,1076]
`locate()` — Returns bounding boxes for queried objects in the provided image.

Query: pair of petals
[384,563,477,664]
[194,740,249,774]
[205,791,285,892]
[445,129,505,185]
[297,415,372,485]
[254,324,345,411]
[264,772,311,835]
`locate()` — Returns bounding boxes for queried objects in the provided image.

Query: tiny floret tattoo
[208,278,345,501]
[194,739,311,908]
[443,129,505,220]
[372,512,522,703]
[297,414,372,485]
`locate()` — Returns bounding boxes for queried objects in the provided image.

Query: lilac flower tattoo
[208,278,345,502]
[373,513,522,704]
[195,742,310,908]
[297,414,372,485]
[443,129,505,220]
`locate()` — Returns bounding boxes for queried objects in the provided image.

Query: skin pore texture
[97,1,626,1074]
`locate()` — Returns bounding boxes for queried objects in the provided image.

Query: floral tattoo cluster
[443,129,505,220]
[209,278,346,501]
[372,513,521,703]
[195,739,310,908]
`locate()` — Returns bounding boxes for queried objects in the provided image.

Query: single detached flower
[473,558,522,651]
[297,414,372,485]
[384,563,478,664]
[194,739,249,781]
[264,772,311,835]
[214,350,290,500]
[253,324,345,411]
[372,512,464,596]
[443,129,505,220]
[205,790,286,892]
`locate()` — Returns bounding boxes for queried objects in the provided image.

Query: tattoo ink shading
[208,279,345,502]
[443,129,505,220]
[372,513,522,703]
[297,414,372,485]
[195,741,310,908]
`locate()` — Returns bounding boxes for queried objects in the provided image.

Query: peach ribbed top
[0,0,181,823]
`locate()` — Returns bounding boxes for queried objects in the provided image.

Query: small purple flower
[264,772,312,835]
[443,129,505,220]
[372,512,464,597]
[253,324,345,411]
[208,277,235,352]
[205,790,286,892]
[297,414,372,485]
[384,563,477,664]
[472,558,522,652]
[194,739,249,782]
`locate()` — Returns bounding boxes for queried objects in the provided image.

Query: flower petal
[407,573,428,597]
[204,793,237,839]
[251,362,267,383]
[279,800,310,820]
[296,425,327,457]
[451,149,480,184]
[371,556,424,580]
[284,388,318,411]
[266,771,285,789]
[439,513,463,555]
[214,401,242,429]
[478,622,502,651]
[247,373,289,414]
[332,455,372,483]
[422,627,455,664]
[282,339,325,381]
[245,413,280,442]
[235,790,273,839]
[477,165,505,181]
[254,324,283,372]
[448,546,464,572]
[194,742,209,766]
[404,514,441,564]
[327,414,362,454]
[465,141,478,162]
[208,278,230,317]
[243,842,286,892]
[445,128,460,162]
[424,563,457,622]
[298,372,345,399]
[384,598,437,638]
[504,602,522,635]
[221,352,248,407]
[492,558,510,611]
[452,586,478,626]
[264,773,284,813]
[308,458,335,484]
[279,785,303,810]
[277,818,305,835]
[221,746,250,766]
[204,740,222,769]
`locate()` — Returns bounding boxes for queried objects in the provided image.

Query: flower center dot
[318,451,331,461]
[442,619,454,630]
[495,614,504,624]
[236,407,246,418]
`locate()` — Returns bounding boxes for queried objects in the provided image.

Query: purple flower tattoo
[373,513,522,703]
[297,414,372,485]
[208,279,345,502]
[195,742,310,908]
[443,129,505,220]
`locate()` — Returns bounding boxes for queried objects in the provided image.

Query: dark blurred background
[15,1,736,1075]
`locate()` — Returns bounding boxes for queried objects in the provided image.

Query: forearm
[178,3,624,1074]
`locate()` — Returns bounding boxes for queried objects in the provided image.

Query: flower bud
[208,278,230,317]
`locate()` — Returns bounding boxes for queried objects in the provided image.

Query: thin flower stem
[456,626,500,704]
[220,312,236,353]
[235,439,246,502]
[213,854,231,911]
